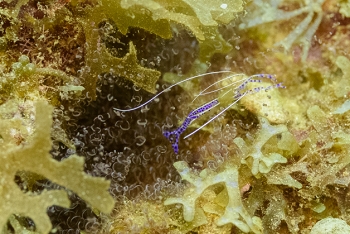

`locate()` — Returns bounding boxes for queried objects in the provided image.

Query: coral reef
[1,0,350,233]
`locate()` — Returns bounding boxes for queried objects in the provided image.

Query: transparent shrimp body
[113,72,285,154]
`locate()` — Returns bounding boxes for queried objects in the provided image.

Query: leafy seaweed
[0,101,114,233]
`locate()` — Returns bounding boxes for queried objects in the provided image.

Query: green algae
[0,101,114,233]
[1,0,350,233]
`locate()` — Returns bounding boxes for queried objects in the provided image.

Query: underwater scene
[1,0,350,233]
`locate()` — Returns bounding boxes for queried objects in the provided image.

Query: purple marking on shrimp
[163,130,181,154]
[164,99,219,154]
[236,74,276,91]
[234,81,286,100]
[189,99,219,117]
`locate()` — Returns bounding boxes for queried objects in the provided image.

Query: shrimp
[113,71,285,154]
[163,99,220,154]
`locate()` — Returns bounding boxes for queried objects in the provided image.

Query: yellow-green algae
[76,0,243,98]
[1,0,350,233]
[0,101,114,233]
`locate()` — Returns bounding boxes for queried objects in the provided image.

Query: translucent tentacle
[113,71,235,112]
[191,74,246,102]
